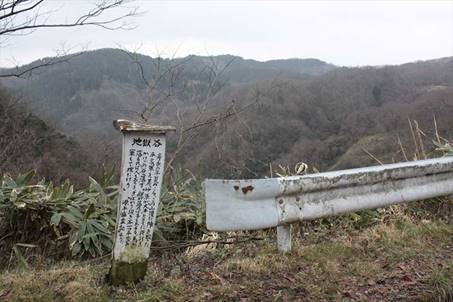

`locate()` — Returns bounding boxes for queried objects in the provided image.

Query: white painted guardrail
[204,157,453,252]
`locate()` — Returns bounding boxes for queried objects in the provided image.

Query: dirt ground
[1,213,452,301]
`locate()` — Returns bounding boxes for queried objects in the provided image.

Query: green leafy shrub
[155,171,205,242]
[0,168,206,262]
[0,169,118,259]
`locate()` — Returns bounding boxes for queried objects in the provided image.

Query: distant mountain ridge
[0,48,336,149]
[1,49,452,179]
[0,48,336,84]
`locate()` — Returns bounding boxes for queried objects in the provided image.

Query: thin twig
[408,118,419,160]
[149,236,264,250]
[361,147,384,165]
[397,135,408,162]
[433,114,441,145]
[414,120,427,159]
[0,232,13,242]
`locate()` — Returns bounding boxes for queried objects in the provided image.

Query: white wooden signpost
[205,157,453,252]
[109,119,175,285]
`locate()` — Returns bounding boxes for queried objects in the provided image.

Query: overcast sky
[0,0,452,67]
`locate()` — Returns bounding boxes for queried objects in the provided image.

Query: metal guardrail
[204,157,453,252]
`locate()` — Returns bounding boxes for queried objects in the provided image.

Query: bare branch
[0,49,83,78]
[0,0,140,78]
[0,0,45,22]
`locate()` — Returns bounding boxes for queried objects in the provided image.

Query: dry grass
[0,211,452,301]
[0,264,107,301]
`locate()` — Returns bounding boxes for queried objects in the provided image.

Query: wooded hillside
[0,86,96,186]
[1,50,452,178]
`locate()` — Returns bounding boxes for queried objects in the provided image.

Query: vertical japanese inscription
[113,133,166,261]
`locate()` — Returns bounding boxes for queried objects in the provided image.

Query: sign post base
[108,259,148,285]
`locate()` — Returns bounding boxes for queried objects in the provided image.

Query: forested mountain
[1,49,452,179]
[193,58,453,176]
[0,49,335,162]
[0,86,96,186]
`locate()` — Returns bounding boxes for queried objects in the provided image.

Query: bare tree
[119,47,263,179]
[0,0,140,78]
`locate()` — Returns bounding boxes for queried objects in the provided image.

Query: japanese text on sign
[113,133,166,261]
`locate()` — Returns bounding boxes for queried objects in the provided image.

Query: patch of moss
[108,260,148,286]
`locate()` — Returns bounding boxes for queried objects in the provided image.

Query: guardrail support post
[277,224,292,253]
